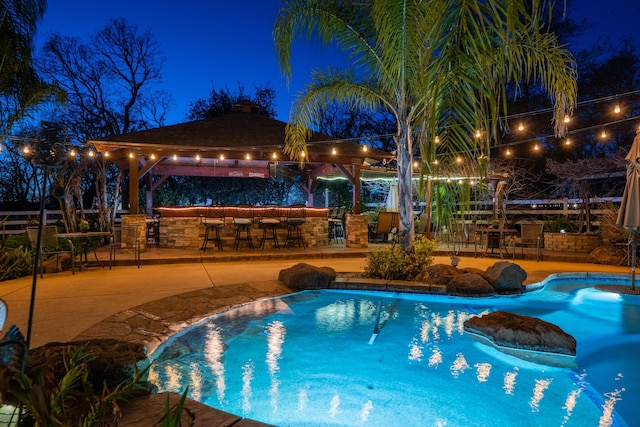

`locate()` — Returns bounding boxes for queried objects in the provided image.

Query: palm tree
[0,0,63,131]
[274,0,577,250]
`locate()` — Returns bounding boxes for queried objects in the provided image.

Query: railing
[0,209,127,238]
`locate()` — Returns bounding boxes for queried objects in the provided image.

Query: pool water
[148,274,639,426]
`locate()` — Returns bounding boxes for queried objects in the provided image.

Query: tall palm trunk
[396,125,415,250]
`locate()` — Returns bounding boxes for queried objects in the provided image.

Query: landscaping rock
[41,253,73,273]
[278,262,336,290]
[446,274,495,297]
[28,339,147,390]
[484,261,526,294]
[464,311,576,356]
[425,264,464,284]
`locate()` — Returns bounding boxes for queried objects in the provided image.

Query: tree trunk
[396,130,415,250]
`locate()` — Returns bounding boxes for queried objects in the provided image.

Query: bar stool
[259,206,281,249]
[201,206,225,251]
[284,205,306,248]
[233,206,254,250]
[145,216,160,247]
[328,207,345,243]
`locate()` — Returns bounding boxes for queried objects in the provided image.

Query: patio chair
[513,222,544,261]
[110,224,141,268]
[201,206,225,251]
[26,226,75,277]
[369,212,398,242]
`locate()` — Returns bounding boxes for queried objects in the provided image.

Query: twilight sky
[35,1,639,126]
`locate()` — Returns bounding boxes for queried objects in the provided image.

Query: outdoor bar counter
[148,206,331,249]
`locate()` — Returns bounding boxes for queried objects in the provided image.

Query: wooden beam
[152,165,270,178]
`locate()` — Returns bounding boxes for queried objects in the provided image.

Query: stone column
[121,214,147,253]
[345,213,368,248]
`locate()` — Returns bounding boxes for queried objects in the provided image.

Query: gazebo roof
[89,109,393,165]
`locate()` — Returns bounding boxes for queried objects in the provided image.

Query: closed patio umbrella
[385,181,399,212]
[616,129,640,292]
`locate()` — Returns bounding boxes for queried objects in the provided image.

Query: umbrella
[616,129,640,292]
[385,181,399,212]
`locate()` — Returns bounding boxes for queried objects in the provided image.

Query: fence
[0,209,126,238]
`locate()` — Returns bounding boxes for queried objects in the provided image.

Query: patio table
[58,231,112,269]
[476,228,517,258]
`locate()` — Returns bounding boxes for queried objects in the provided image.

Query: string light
[195,154,201,161]
[150,153,155,160]
[272,152,277,159]
[565,138,571,146]
[475,130,482,138]
[600,130,607,139]
[69,149,76,156]
[505,148,511,156]
[563,115,571,123]
[219,154,225,160]
[172,154,177,161]
[245,153,251,160]
[104,151,110,158]
[517,122,524,131]
[331,147,337,155]
[534,143,540,151]
[128,152,134,158]
[614,104,621,114]
[88,150,95,157]
[362,145,368,152]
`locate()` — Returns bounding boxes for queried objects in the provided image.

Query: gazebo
[88,102,393,215]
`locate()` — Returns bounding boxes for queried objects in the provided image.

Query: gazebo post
[128,153,140,214]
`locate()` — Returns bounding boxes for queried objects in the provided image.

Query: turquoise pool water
[148,273,639,426]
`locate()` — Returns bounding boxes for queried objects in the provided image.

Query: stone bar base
[156,214,329,249]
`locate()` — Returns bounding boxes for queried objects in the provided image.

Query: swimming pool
[147,273,639,426]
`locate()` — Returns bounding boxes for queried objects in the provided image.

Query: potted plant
[79,219,90,232]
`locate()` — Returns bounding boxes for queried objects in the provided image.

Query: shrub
[365,235,438,280]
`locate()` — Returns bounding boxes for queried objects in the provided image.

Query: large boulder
[464,311,576,358]
[278,262,336,290]
[484,261,526,294]
[425,264,464,284]
[446,274,495,297]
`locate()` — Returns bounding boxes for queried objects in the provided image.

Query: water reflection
[598,388,624,427]
[189,362,203,401]
[529,378,552,412]
[360,400,374,423]
[265,320,285,412]
[241,361,254,413]
[503,369,518,394]
[450,353,470,378]
[475,362,492,382]
[204,324,226,404]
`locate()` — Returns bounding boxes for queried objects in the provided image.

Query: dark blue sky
[36,1,639,126]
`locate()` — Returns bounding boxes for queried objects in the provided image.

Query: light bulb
[614,104,621,114]
[518,122,524,131]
